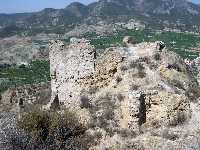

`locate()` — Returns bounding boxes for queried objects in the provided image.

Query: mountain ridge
[1,0,200,37]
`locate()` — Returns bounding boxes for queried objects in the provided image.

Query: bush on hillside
[17,108,89,148]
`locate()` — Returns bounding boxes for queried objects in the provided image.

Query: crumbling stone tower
[48,38,95,109]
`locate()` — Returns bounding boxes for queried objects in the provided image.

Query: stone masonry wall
[48,38,95,109]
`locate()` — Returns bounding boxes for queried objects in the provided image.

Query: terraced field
[89,29,200,60]
[0,60,50,93]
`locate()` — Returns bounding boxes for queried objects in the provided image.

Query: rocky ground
[1,37,200,149]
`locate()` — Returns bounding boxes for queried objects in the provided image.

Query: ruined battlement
[48,38,164,109]
[48,38,95,108]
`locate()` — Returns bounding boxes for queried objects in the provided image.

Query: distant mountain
[1,0,200,37]
[88,0,200,27]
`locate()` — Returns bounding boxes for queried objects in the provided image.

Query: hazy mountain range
[1,0,200,37]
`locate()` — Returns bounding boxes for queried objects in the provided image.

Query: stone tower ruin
[48,38,95,109]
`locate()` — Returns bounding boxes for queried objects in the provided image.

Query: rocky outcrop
[48,37,198,149]
[144,91,191,127]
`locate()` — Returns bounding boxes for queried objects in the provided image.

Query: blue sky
[0,0,97,14]
[0,0,199,14]
[192,0,200,3]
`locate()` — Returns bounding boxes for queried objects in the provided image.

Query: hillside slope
[1,0,200,37]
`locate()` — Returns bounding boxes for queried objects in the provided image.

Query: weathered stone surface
[193,55,200,85]
[159,65,190,90]
[5,37,191,149]
[144,92,191,128]
[48,38,95,109]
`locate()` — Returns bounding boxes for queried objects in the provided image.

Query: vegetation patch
[0,60,50,93]
[17,108,98,149]
[89,29,200,60]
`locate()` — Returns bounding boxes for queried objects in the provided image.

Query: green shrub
[18,108,86,142]
[18,108,50,141]
[17,108,105,149]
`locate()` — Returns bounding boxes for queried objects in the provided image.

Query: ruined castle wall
[49,38,95,108]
